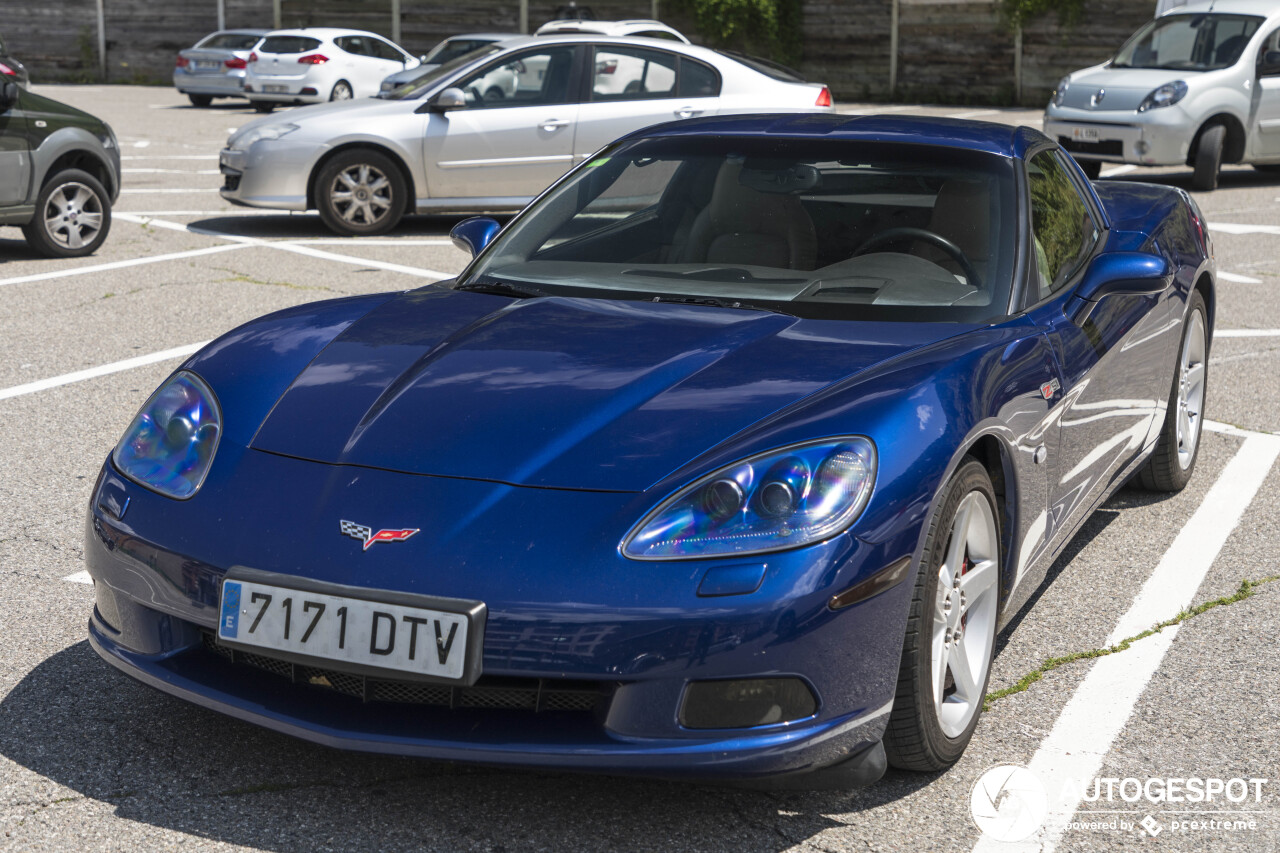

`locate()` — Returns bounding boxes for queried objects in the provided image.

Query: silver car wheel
[331,80,353,101]
[1176,308,1207,470]
[932,491,999,739]
[328,164,392,226]
[42,181,105,252]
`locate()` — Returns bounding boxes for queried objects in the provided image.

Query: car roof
[209,28,271,35]
[475,33,735,64]
[440,33,512,42]
[261,28,390,39]
[537,18,686,37]
[625,113,1050,159]
[1161,0,1280,16]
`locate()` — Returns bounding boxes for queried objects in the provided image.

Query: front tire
[1137,291,1208,491]
[1191,124,1225,191]
[21,168,112,258]
[315,149,407,236]
[884,459,1000,771]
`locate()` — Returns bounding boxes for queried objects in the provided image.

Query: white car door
[423,45,581,200]
[335,36,405,98]
[572,46,720,163]
[1251,28,1280,160]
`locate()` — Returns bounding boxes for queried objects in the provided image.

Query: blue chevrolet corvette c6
[85,114,1214,788]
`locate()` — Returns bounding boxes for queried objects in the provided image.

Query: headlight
[1051,76,1070,108]
[97,124,117,149]
[228,122,299,151]
[112,371,222,499]
[624,438,876,560]
[1137,80,1187,112]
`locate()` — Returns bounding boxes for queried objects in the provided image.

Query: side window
[636,30,681,42]
[372,38,406,62]
[336,36,368,57]
[590,46,677,100]
[678,58,721,98]
[1026,150,1099,300]
[1259,28,1280,75]
[454,47,576,109]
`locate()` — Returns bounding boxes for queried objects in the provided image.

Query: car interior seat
[675,160,817,269]
[913,179,990,286]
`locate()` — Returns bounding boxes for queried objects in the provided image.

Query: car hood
[249,287,972,491]
[233,96,405,139]
[1061,66,1193,111]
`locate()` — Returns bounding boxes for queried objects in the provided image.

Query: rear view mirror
[450,217,501,258]
[430,87,468,112]
[0,81,18,113]
[1070,252,1170,324]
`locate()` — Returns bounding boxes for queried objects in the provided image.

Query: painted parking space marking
[120,155,219,161]
[122,168,222,175]
[0,243,250,288]
[0,342,209,402]
[971,428,1280,853]
[64,571,93,585]
[1208,222,1280,235]
[119,188,221,194]
[1217,271,1263,283]
[947,109,999,119]
[1099,164,1138,177]
[1214,328,1280,337]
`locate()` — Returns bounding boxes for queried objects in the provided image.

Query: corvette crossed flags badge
[340,519,420,550]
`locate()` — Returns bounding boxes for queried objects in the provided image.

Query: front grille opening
[201,631,609,713]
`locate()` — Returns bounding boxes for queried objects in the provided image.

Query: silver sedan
[173,29,269,107]
[218,34,833,235]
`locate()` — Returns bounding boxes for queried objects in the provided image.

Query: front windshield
[1113,13,1262,70]
[381,44,503,99]
[460,137,1017,323]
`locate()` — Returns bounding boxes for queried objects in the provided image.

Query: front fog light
[681,678,818,729]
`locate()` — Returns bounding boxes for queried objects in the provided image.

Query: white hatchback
[245,28,420,113]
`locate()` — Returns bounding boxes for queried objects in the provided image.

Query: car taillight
[298,54,329,65]
[225,57,247,69]
[596,59,617,75]
[249,52,258,63]
[815,86,832,107]
[175,56,190,69]
[0,62,14,76]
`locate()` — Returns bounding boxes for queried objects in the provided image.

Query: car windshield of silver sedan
[380,45,503,98]
[1112,13,1262,71]
[459,137,1017,323]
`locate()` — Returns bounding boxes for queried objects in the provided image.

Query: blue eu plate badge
[220,581,241,638]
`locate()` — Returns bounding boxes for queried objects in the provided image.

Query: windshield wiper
[649,294,796,316]
[453,281,546,299]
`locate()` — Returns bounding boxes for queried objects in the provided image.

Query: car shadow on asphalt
[0,641,943,850]
[186,214,502,242]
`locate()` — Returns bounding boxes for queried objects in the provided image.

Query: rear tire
[330,80,353,101]
[251,100,275,113]
[884,459,1000,771]
[1191,124,1225,191]
[315,149,407,236]
[1137,291,1208,491]
[21,168,112,258]
[188,94,213,108]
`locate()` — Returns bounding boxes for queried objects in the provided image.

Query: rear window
[259,36,323,55]
[197,32,263,50]
[719,50,805,82]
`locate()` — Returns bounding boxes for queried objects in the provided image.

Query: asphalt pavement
[0,87,1277,852]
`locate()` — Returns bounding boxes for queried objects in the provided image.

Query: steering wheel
[851,226,982,289]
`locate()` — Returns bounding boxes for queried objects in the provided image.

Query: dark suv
[0,81,120,257]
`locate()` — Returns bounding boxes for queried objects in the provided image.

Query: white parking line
[122,168,222,175]
[1099,164,1138,177]
[64,571,93,585]
[120,155,219,161]
[1217,271,1263,283]
[0,342,209,402]
[117,209,283,216]
[0,243,250,288]
[971,430,1280,853]
[119,188,221,194]
[1215,328,1280,337]
[1208,222,1280,235]
[947,109,999,119]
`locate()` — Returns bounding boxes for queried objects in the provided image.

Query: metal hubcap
[332,83,352,100]
[1175,309,1207,470]
[932,491,999,738]
[329,164,391,226]
[43,182,103,250]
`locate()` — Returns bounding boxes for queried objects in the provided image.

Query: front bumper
[84,447,916,783]
[219,143,316,210]
[1044,105,1194,166]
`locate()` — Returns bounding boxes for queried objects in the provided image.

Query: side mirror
[450,216,501,258]
[0,80,19,113]
[429,86,468,112]
[1070,251,1170,324]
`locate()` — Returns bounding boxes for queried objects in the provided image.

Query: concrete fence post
[889,0,899,97]
[96,0,106,80]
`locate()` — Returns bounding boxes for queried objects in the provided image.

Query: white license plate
[218,577,475,681]
[194,60,220,70]
[1071,126,1101,142]
[262,84,288,94]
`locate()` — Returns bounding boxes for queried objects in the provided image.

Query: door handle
[540,119,571,131]
[675,107,704,119]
